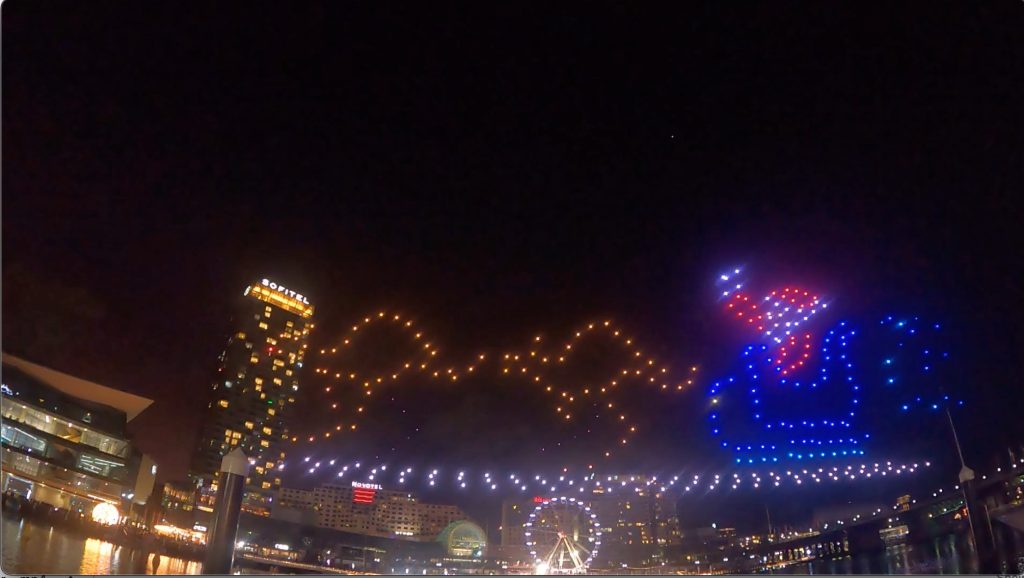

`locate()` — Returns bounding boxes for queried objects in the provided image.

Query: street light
[945,409,979,540]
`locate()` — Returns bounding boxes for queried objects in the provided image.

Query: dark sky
[4,2,1024,525]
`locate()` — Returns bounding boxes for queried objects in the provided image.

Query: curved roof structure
[2,353,154,421]
[437,520,487,557]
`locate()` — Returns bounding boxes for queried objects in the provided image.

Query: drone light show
[281,266,964,498]
[707,267,962,467]
[299,312,699,464]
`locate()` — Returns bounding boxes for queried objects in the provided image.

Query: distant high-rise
[190,278,314,515]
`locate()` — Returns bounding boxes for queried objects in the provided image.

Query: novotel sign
[351,481,382,490]
[261,279,310,304]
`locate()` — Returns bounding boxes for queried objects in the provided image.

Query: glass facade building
[189,278,314,515]
[1,354,156,520]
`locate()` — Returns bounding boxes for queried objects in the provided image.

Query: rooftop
[2,352,154,422]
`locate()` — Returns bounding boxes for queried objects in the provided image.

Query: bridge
[753,465,1024,568]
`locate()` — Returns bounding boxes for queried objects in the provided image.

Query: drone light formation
[277,268,961,499]
[294,452,931,496]
[708,268,962,470]
[300,311,698,462]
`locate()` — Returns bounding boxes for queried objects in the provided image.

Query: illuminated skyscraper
[190,278,314,515]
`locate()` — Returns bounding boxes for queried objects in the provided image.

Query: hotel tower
[190,278,314,515]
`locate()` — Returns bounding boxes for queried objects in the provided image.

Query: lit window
[224,429,234,437]
[254,377,263,385]
[218,400,229,408]
[237,332,246,339]
[231,438,239,445]
[285,370,293,377]
[262,427,272,435]
[262,481,271,490]
[258,322,268,330]
[232,432,242,439]
[244,421,254,429]
[273,378,282,386]
[250,355,259,364]
[286,321,293,328]
[260,440,269,448]
[255,384,262,392]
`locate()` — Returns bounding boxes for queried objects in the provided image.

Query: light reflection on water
[2,516,201,575]
[778,534,978,575]
[5,511,1024,575]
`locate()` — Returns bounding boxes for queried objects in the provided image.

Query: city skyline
[3,1,1024,574]
[2,271,1015,531]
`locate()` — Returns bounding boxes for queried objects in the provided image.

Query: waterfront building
[273,481,470,541]
[437,519,487,559]
[188,278,315,516]
[158,480,198,527]
[1,353,157,522]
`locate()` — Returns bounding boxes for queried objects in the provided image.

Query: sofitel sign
[261,278,310,304]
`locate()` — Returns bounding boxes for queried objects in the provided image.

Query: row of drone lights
[813,457,1024,533]
[292,455,929,494]
[929,457,1024,500]
[300,310,698,460]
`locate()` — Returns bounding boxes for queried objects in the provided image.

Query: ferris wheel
[524,496,601,574]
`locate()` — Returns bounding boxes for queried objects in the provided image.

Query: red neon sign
[352,488,377,504]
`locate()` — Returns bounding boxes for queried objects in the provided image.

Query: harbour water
[1,515,201,575]
[779,535,972,574]
[4,512,1024,575]
[777,532,1024,575]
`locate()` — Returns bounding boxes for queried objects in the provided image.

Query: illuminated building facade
[1,354,157,521]
[896,494,912,512]
[273,482,469,541]
[159,480,197,527]
[189,278,314,515]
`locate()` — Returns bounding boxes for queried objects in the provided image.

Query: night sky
[4,2,1024,528]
